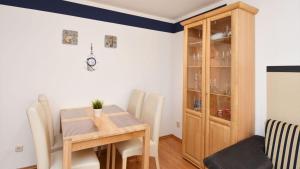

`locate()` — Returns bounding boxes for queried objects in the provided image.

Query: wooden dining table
[60,105,150,169]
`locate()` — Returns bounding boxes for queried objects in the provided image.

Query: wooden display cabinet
[181,2,258,168]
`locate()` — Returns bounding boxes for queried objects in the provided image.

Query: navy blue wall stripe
[267,66,300,72]
[0,0,225,33]
[0,0,174,33]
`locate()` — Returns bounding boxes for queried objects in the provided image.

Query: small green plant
[92,99,103,109]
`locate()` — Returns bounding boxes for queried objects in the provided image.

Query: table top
[60,105,149,142]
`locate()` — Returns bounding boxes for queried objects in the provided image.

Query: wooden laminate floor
[22,136,197,169]
[100,136,198,169]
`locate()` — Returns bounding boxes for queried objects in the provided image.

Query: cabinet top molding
[181,1,258,26]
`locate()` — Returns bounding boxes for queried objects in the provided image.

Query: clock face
[87,57,96,66]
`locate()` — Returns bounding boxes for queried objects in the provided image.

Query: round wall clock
[87,57,96,67]
[87,44,96,71]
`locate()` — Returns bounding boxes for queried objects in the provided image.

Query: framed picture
[62,30,78,45]
[105,35,117,48]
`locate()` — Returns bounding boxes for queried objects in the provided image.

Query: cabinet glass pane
[209,16,231,121]
[187,25,203,112]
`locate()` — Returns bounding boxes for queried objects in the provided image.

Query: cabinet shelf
[187,89,201,93]
[210,93,231,97]
[210,66,231,68]
[187,65,202,68]
[211,36,231,43]
[189,41,202,46]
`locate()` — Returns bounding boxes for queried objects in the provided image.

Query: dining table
[60,105,150,169]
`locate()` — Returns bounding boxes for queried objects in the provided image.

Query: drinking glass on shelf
[194,72,199,90]
[193,98,201,111]
[224,25,231,38]
[227,49,231,66]
[198,52,203,66]
[225,82,231,95]
[192,52,196,66]
[217,110,223,117]
[194,50,198,65]
[192,96,196,109]
[221,50,226,66]
[210,78,217,93]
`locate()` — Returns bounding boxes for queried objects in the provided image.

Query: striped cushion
[265,119,300,169]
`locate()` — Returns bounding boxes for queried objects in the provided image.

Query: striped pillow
[265,119,300,169]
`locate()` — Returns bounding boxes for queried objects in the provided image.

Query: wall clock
[87,57,96,67]
[87,44,96,71]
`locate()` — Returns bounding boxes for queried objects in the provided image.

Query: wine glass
[194,72,199,90]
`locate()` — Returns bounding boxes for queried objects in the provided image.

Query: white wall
[0,5,173,169]
[170,32,184,138]
[171,0,300,138]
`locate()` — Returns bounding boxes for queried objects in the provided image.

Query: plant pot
[94,109,102,117]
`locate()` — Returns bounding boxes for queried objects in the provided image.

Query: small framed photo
[62,30,78,45]
[105,35,117,48]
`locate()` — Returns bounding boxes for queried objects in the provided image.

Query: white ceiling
[87,0,223,21]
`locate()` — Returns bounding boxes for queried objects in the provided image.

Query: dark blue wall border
[0,0,225,33]
[267,66,300,72]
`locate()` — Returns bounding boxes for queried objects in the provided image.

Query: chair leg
[112,144,116,169]
[155,156,160,169]
[106,144,111,169]
[122,157,127,169]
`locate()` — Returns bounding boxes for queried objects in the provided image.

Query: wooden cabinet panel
[208,121,230,155]
[183,112,205,167]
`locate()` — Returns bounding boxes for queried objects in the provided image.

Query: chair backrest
[140,93,164,146]
[38,94,55,146]
[27,102,51,169]
[265,119,300,169]
[127,89,145,119]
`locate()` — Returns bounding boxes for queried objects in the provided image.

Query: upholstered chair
[38,94,62,152]
[27,102,100,169]
[112,93,164,169]
[127,89,145,119]
[106,89,146,169]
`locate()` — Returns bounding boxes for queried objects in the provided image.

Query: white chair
[27,102,100,169]
[106,89,145,168]
[112,93,164,169]
[38,94,62,152]
[127,89,145,119]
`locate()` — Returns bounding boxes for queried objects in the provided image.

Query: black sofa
[204,135,273,169]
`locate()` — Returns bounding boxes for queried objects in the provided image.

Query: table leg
[112,144,116,169]
[63,139,72,169]
[142,127,150,169]
[106,144,111,169]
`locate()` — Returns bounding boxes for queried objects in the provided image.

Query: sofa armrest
[204,135,273,169]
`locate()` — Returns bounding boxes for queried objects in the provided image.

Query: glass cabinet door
[208,15,232,121]
[186,23,205,112]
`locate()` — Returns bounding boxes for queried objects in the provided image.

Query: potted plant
[92,99,103,117]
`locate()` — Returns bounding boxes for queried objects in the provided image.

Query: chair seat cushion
[51,149,100,169]
[204,135,273,169]
[51,133,63,152]
[116,138,155,158]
